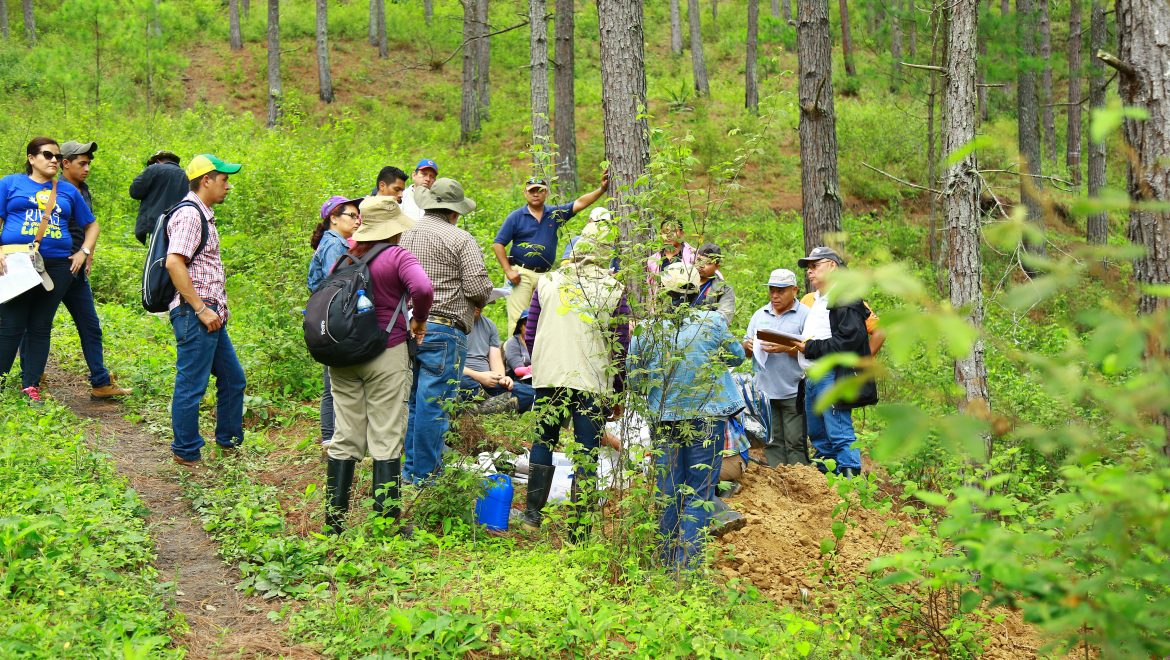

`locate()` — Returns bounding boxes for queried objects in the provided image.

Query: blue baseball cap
[415,158,438,174]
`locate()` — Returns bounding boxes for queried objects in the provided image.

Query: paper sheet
[752,332,769,368]
[0,252,44,304]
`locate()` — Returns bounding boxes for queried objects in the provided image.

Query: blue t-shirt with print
[493,201,576,270]
[0,174,95,258]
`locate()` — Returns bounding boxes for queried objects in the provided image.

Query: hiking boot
[520,463,556,531]
[325,458,357,535]
[91,382,132,400]
[21,386,44,407]
[172,454,200,466]
[839,467,862,479]
[476,393,518,415]
[709,497,747,537]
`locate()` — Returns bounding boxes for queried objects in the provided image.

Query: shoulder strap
[32,178,59,247]
[385,294,409,333]
[335,242,396,272]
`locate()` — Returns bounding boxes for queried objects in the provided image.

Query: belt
[428,316,468,334]
[508,258,550,274]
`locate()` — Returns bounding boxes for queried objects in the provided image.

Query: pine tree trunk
[424,0,433,25]
[1039,0,1055,163]
[242,0,250,19]
[977,0,988,122]
[838,0,856,76]
[1017,0,1045,257]
[1117,0,1170,316]
[377,0,388,59]
[670,0,683,55]
[890,2,903,90]
[460,0,481,142]
[1,0,8,41]
[22,0,34,45]
[782,0,793,22]
[906,0,916,58]
[1066,0,1082,185]
[712,0,718,20]
[1000,0,1008,15]
[266,0,281,128]
[230,0,243,51]
[688,0,710,95]
[316,0,334,103]
[596,0,651,271]
[746,0,760,112]
[944,0,990,428]
[369,0,378,45]
[1085,0,1107,245]
[530,0,551,168]
[771,0,781,19]
[797,0,844,256]
[554,0,578,192]
[477,0,491,117]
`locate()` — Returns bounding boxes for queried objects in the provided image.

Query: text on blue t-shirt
[0,174,95,259]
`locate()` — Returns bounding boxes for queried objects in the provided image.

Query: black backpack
[141,201,207,313]
[303,244,407,368]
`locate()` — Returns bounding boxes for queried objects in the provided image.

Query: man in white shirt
[399,158,438,221]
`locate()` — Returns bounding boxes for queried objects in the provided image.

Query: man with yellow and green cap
[166,154,246,466]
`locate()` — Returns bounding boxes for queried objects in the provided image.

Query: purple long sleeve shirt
[367,245,434,347]
[524,289,631,393]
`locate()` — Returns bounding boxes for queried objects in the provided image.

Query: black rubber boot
[372,459,399,519]
[325,458,356,535]
[521,463,556,531]
[567,480,593,544]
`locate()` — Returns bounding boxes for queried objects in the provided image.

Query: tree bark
[1017,0,1045,258]
[554,0,578,192]
[771,0,781,19]
[425,0,433,25]
[1117,0,1170,316]
[838,0,856,77]
[596,0,651,275]
[22,0,34,45]
[460,0,481,142]
[906,0,917,58]
[316,0,334,103]
[688,0,710,95]
[670,0,683,55]
[712,0,718,20]
[242,0,250,19]
[476,0,491,117]
[782,0,793,22]
[377,0,388,59]
[977,0,988,122]
[944,0,990,432]
[797,0,844,258]
[1085,0,1107,245]
[1065,0,1082,185]
[369,0,378,45]
[890,1,903,90]
[530,0,551,169]
[1039,0,1055,163]
[746,0,760,113]
[1,0,8,41]
[266,0,281,128]
[230,0,243,50]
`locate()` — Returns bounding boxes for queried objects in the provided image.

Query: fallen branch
[861,161,942,194]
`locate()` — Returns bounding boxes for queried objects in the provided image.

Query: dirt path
[44,363,316,659]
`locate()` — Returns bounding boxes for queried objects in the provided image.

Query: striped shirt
[167,191,228,321]
[399,212,493,332]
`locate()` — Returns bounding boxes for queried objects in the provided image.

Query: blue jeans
[170,303,246,461]
[458,374,536,412]
[320,365,334,444]
[530,387,603,485]
[0,258,72,389]
[654,418,725,570]
[20,272,110,387]
[805,369,861,471]
[404,322,466,484]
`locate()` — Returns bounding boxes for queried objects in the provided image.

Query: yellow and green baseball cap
[186,154,242,180]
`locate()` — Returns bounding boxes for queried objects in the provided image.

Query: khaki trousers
[505,266,542,335]
[327,343,412,461]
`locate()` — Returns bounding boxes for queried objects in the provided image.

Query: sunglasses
[338,211,360,220]
[38,150,63,162]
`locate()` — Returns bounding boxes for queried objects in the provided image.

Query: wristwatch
[80,247,92,256]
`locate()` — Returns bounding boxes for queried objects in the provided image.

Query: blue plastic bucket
[475,473,514,531]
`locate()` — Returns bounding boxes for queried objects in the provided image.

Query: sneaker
[91,382,132,400]
[173,454,200,466]
[21,386,44,407]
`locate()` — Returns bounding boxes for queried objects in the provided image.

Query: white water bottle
[356,289,374,314]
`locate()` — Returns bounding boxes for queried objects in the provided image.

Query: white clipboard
[0,252,45,303]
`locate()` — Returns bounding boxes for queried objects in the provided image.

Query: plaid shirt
[400,212,493,332]
[167,191,228,321]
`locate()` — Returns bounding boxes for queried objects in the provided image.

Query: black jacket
[129,162,189,244]
[803,299,878,409]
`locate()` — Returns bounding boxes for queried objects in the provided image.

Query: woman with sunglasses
[307,195,363,453]
[0,137,97,404]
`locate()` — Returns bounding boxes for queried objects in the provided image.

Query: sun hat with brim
[796,246,845,268]
[418,178,476,215]
[589,207,613,223]
[766,268,798,288]
[353,196,414,242]
[320,195,364,221]
[186,154,242,181]
[60,141,97,158]
[661,261,701,294]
